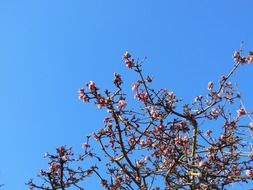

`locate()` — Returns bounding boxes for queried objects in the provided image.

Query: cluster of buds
[49,162,61,176]
[233,51,253,64]
[174,136,189,146]
[152,125,164,133]
[78,81,99,103]
[96,94,107,109]
[131,80,150,103]
[113,72,123,87]
[122,51,134,69]
[78,88,89,102]
[136,92,148,103]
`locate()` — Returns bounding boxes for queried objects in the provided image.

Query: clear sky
[1,1,253,189]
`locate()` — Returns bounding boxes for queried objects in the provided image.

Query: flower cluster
[122,51,135,69]
[233,51,253,64]
[113,72,122,87]
[78,88,89,102]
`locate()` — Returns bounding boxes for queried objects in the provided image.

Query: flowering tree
[28,50,253,189]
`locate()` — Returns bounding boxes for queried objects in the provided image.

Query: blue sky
[0,1,253,189]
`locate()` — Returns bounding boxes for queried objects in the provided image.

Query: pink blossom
[87,81,96,91]
[220,134,226,141]
[211,108,219,116]
[249,153,253,159]
[113,73,122,86]
[150,109,158,118]
[132,81,141,91]
[159,125,164,130]
[198,160,206,167]
[100,179,108,187]
[246,169,253,177]
[125,125,131,130]
[137,92,148,103]
[167,91,175,99]
[49,163,60,172]
[82,143,90,149]
[247,55,253,63]
[125,60,133,68]
[226,82,232,87]
[153,126,160,133]
[205,129,212,136]
[237,107,246,117]
[117,99,126,109]
[78,88,89,102]
[207,81,214,91]
[233,51,240,62]
[123,51,131,59]
[232,51,248,63]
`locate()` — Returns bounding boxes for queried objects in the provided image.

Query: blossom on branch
[29,50,253,190]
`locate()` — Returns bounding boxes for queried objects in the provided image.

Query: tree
[27,50,253,190]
